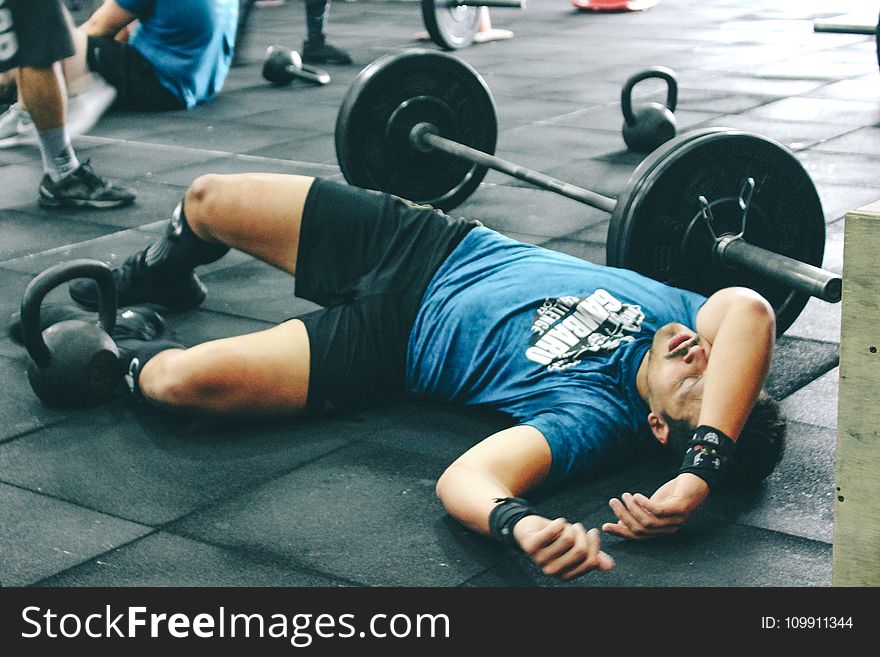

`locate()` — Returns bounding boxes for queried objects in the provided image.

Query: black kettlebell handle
[20,259,117,367]
[621,67,679,127]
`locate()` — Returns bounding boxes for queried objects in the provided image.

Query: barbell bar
[335,50,840,334]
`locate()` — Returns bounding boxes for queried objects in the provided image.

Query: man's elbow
[731,288,776,334]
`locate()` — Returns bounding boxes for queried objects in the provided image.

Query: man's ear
[647,411,669,445]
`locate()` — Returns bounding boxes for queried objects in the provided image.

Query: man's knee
[139,350,219,408]
[184,174,227,238]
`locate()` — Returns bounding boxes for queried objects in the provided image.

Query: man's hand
[602,473,710,540]
[513,515,614,580]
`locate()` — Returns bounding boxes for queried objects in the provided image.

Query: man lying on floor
[63,173,786,582]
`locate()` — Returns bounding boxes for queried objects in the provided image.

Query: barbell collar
[451,0,525,7]
[714,234,842,303]
[411,123,618,213]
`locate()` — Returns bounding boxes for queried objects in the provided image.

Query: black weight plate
[335,50,497,211]
[422,0,480,50]
[608,129,825,335]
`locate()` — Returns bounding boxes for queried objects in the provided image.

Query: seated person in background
[62,0,239,111]
[0,0,135,208]
[64,173,786,581]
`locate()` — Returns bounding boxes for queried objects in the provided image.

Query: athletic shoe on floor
[38,160,137,209]
[0,103,37,148]
[69,250,207,311]
[302,39,352,65]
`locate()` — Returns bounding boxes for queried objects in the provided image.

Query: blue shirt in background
[116,0,238,109]
[406,227,707,486]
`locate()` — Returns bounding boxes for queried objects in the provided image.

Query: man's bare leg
[118,173,317,416]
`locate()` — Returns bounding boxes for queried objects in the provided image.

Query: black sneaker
[69,250,207,311]
[38,160,137,209]
[7,303,165,345]
[302,39,352,65]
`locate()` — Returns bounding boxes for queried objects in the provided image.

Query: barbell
[334,50,841,335]
[422,0,525,50]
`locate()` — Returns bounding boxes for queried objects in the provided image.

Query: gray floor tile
[169,442,502,586]
[0,482,150,586]
[0,408,357,525]
[40,531,348,587]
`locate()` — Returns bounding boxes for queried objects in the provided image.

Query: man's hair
[664,391,787,491]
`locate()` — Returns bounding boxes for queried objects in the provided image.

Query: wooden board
[833,199,880,585]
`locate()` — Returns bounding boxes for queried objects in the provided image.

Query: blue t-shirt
[406,227,707,486]
[117,0,238,109]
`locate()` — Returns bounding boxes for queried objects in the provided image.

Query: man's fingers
[602,520,640,540]
[632,492,689,518]
[532,522,577,566]
[519,517,566,555]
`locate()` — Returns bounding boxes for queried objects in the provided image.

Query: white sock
[37,126,80,182]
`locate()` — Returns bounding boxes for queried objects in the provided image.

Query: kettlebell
[20,259,119,408]
[621,67,679,153]
[262,45,331,86]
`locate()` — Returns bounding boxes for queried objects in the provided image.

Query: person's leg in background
[0,0,135,208]
[302,0,351,65]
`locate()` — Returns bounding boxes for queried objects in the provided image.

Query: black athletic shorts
[0,0,74,72]
[296,179,479,413]
[86,36,183,111]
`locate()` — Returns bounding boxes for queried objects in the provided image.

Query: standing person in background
[0,0,136,209]
[233,0,351,67]
[302,0,351,65]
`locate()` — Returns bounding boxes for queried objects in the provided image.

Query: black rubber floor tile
[493,97,596,131]
[0,163,43,210]
[0,208,118,261]
[746,97,880,126]
[0,355,68,442]
[682,74,826,97]
[542,105,719,135]
[169,441,502,586]
[149,154,339,187]
[41,531,348,587]
[456,184,607,239]
[10,179,188,231]
[466,523,831,586]
[781,368,839,432]
[799,151,880,188]
[754,50,879,80]
[0,406,356,525]
[807,76,880,102]
[812,126,880,156]
[787,296,842,343]
[815,183,880,223]
[200,260,321,324]
[77,141,229,180]
[244,134,338,165]
[765,335,839,401]
[0,482,150,586]
[138,122,307,156]
[0,146,39,167]
[0,227,158,275]
[362,403,512,463]
[498,124,624,161]
[89,110,189,141]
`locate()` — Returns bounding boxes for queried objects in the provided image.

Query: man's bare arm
[436,425,613,580]
[605,287,776,539]
[79,0,137,38]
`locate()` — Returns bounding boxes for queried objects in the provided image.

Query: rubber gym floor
[0,0,875,589]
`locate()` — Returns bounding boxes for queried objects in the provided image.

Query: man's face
[643,322,712,429]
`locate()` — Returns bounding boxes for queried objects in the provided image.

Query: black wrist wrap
[678,425,736,492]
[488,497,535,547]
